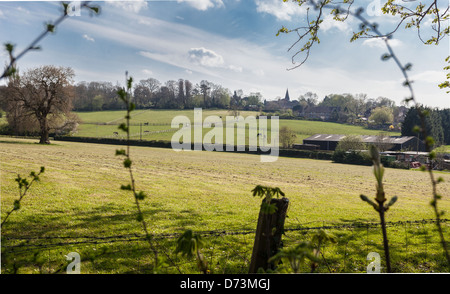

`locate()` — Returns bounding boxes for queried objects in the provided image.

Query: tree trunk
[38,116,50,144]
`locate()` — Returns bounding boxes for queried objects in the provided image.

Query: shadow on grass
[0,139,60,146]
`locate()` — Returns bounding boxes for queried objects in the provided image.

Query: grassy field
[73,110,401,143]
[1,137,449,273]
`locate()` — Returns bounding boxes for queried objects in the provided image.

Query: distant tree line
[72,78,264,112]
[292,93,403,126]
[71,78,403,126]
[402,107,450,146]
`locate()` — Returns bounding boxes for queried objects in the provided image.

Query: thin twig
[1,1,99,80]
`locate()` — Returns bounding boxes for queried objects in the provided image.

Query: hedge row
[53,136,333,160]
[332,150,409,169]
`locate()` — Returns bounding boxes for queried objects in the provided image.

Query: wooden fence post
[249,197,289,273]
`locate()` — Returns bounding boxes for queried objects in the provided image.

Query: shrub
[332,150,372,166]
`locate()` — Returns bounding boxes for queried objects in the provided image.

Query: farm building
[380,151,429,165]
[292,143,320,151]
[303,134,426,152]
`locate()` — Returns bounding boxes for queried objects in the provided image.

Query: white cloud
[138,18,152,26]
[59,6,447,108]
[188,47,225,67]
[82,34,95,42]
[187,47,244,73]
[107,0,148,13]
[252,69,265,77]
[255,0,307,21]
[362,37,403,49]
[177,0,224,11]
[141,69,153,75]
[228,65,243,72]
[320,15,351,33]
[16,6,30,14]
[411,70,446,84]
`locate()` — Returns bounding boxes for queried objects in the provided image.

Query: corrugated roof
[304,134,417,144]
[305,134,346,141]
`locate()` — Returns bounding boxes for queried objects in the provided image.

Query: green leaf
[117,88,127,100]
[311,229,337,245]
[120,184,132,190]
[87,5,100,14]
[425,136,435,147]
[123,158,132,168]
[429,150,436,160]
[21,178,29,187]
[261,202,277,214]
[135,191,146,200]
[13,200,20,211]
[412,125,421,133]
[4,43,14,54]
[46,23,55,33]
[175,230,204,258]
[276,26,289,36]
[381,53,391,61]
[118,123,128,132]
[4,66,16,77]
[115,149,126,156]
[403,63,413,71]
[127,77,133,90]
[360,194,379,211]
[136,213,144,222]
[385,196,398,208]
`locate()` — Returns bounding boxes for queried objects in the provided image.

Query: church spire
[284,89,290,101]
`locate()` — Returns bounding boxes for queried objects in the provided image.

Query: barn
[302,134,426,152]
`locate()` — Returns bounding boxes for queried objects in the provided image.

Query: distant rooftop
[304,134,418,144]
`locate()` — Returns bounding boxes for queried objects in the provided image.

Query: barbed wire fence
[2,218,448,273]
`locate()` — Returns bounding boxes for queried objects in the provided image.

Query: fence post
[249,197,289,273]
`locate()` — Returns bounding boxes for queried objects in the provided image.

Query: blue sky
[0,0,449,108]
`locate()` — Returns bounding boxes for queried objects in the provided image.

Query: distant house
[303,134,426,152]
[300,106,339,121]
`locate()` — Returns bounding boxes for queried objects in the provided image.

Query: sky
[0,0,449,108]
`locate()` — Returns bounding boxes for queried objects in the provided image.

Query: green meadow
[1,137,448,273]
[73,109,400,143]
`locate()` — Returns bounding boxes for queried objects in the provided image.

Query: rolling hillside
[74,109,400,143]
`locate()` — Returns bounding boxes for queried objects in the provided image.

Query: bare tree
[5,65,75,144]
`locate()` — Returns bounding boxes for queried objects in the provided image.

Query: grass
[280,119,400,143]
[1,137,448,273]
[73,109,400,144]
[436,145,450,153]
